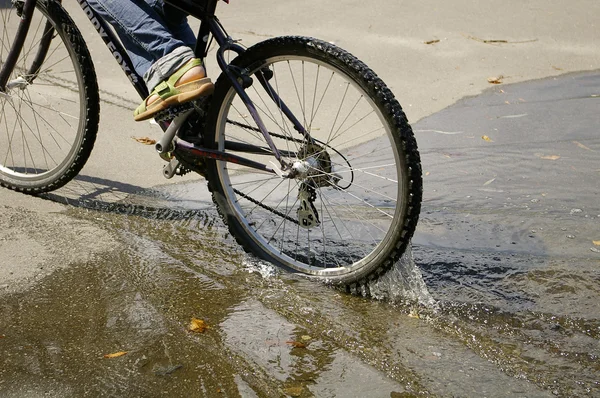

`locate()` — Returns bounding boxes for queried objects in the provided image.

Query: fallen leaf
[552,66,563,71]
[591,248,600,253]
[487,76,503,84]
[469,36,508,44]
[539,155,560,161]
[189,318,209,333]
[593,241,600,246]
[424,39,440,45]
[283,386,304,397]
[131,136,156,145]
[286,341,307,348]
[483,178,496,186]
[465,35,538,44]
[104,351,127,359]
[482,135,493,142]
[499,113,528,119]
[573,141,593,151]
[300,335,312,342]
[425,171,431,176]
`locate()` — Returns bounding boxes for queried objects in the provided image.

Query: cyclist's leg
[158,1,196,48]
[86,0,197,88]
[86,0,211,120]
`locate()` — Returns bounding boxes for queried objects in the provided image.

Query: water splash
[368,245,436,307]
[242,258,279,279]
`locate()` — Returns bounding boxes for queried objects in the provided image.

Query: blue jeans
[87,0,197,92]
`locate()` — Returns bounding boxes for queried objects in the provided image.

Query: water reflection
[221,299,407,396]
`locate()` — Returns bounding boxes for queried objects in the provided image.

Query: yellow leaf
[540,155,560,160]
[482,135,493,142]
[593,241,600,246]
[189,318,208,333]
[573,141,593,151]
[487,76,503,84]
[131,136,156,145]
[104,351,127,359]
[300,335,312,342]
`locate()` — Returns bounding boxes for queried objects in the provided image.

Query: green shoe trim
[134,58,204,118]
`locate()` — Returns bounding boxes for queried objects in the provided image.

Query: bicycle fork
[0,0,37,94]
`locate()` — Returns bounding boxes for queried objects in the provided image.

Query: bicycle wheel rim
[0,2,87,184]
[213,54,408,277]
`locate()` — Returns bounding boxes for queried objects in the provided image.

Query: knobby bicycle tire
[0,0,99,193]
[204,36,422,288]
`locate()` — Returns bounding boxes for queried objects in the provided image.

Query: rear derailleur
[297,182,320,229]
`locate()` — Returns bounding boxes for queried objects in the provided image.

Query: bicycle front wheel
[0,0,99,193]
[205,37,422,288]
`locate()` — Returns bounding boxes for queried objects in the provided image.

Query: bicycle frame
[0,0,311,175]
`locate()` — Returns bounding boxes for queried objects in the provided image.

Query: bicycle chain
[231,119,320,226]
[227,119,305,144]
[233,188,299,225]
[175,163,192,176]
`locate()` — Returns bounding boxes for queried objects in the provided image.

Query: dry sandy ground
[1,0,599,290]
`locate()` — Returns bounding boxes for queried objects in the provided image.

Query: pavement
[2,0,599,290]
[0,1,599,395]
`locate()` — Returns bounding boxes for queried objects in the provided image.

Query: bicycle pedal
[154,102,195,123]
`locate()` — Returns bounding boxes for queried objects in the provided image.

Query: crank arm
[162,158,180,179]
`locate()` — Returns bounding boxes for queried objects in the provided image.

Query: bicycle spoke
[7,95,61,168]
[318,185,390,236]
[24,88,51,172]
[0,0,96,191]
[210,41,420,279]
[270,62,301,158]
[317,188,369,260]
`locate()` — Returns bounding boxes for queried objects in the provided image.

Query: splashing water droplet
[368,245,436,307]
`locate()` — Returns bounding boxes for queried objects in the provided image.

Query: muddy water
[1,73,599,397]
[0,182,594,397]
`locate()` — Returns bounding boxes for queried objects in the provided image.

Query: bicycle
[0,0,422,290]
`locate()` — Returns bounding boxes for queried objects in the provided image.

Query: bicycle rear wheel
[0,0,99,193]
[205,37,422,288]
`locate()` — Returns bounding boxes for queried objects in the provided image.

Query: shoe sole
[134,78,214,122]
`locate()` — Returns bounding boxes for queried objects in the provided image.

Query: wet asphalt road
[0,71,598,397]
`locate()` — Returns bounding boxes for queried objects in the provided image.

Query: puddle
[2,72,599,396]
